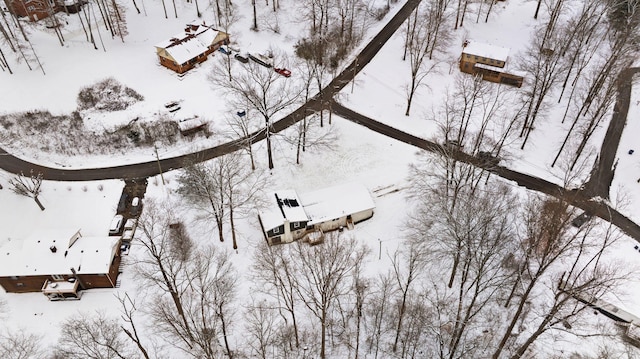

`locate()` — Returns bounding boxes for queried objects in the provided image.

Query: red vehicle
[274,67,291,77]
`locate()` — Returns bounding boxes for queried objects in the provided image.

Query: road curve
[0,0,423,181]
[585,67,640,199]
[332,102,640,242]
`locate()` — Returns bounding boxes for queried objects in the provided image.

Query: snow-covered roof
[299,182,375,226]
[259,183,375,231]
[177,117,205,132]
[474,62,507,73]
[155,23,222,65]
[260,190,309,231]
[0,229,120,277]
[463,40,510,62]
[161,36,208,65]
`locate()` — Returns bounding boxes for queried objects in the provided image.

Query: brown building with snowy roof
[155,21,230,74]
[460,40,524,88]
[0,229,122,299]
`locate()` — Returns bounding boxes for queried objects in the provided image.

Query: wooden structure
[0,229,122,295]
[258,183,375,245]
[155,21,230,74]
[6,0,60,22]
[177,116,207,136]
[460,40,524,88]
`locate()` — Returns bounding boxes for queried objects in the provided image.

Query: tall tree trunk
[229,196,237,250]
[266,118,274,169]
[252,0,258,30]
[392,288,409,352]
[0,47,12,74]
[34,196,45,211]
[320,308,327,359]
[219,305,233,359]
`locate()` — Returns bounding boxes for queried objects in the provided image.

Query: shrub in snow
[77,77,144,112]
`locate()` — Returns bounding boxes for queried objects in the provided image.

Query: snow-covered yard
[1,0,640,356]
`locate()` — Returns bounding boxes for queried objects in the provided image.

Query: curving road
[0,0,423,181]
[584,67,640,199]
[332,103,640,241]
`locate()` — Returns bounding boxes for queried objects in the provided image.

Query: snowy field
[1,0,640,356]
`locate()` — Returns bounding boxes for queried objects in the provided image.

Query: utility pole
[153,142,166,185]
[351,56,358,94]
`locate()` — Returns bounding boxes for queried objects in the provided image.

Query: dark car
[248,53,273,68]
[571,212,593,228]
[443,139,463,149]
[117,192,129,213]
[477,151,500,166]
[235,53,249,63]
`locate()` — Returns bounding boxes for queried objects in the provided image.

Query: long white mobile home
[258,182,375,245]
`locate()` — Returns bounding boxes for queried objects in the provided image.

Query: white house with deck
[258,183,375,245]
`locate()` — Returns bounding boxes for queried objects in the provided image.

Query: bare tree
[181,245,238,359]
[292,233,370,359]
[0,328,44,359]
[415,181,518,359]
[209,56,303,169]
[224,109,260,170]
[108,0,128,42]
[491,196,631,358]
[9,170,44,211]
[55,311,135,359]
[365,272,396,359]
[116,293,151,359]
[252,242,302,348]
[284,112,337,165]
[390,236,429,353]
[518,23,569,149]
[134,199,196,346]
[222,152,268,249]
[244,299,280,359]
[177,160,227,242]
[178,152,267,248]
[403,2,444,116]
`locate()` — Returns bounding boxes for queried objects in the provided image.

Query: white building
[258,183,375,245]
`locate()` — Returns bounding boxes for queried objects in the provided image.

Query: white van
[109,215,124,235]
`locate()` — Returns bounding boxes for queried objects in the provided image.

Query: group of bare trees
[177,151,268,249]
[239,156,633,359]
[0,157,636,358]
[209,49,337,169]
[120,199,239,358]
[0,1,44,74]
[402,0,453,116]
[251,233,371,359]
[390,144,635,358]
[0,0,129,72]
[514,0,640,167]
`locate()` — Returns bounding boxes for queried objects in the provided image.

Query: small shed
[177,117,207,136]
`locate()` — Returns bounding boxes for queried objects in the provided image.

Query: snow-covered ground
[1,0,640,355]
